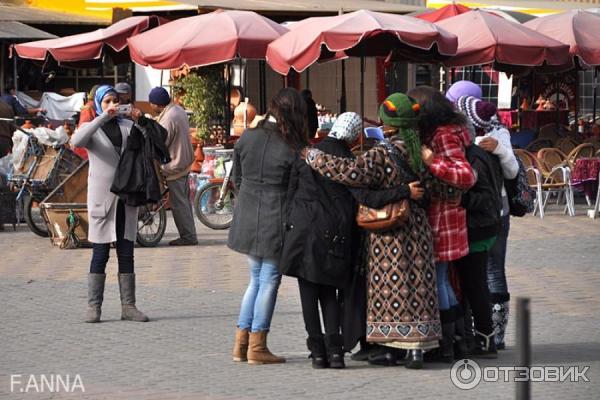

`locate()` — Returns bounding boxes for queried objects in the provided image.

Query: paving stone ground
[0,201,599,399]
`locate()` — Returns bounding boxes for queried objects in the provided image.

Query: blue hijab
[94,85,118,115]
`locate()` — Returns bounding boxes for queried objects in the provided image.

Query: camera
[117,104,132,115]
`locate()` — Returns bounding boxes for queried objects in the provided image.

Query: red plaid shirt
[427,124,475,262]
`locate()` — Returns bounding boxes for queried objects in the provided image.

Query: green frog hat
[379,92,423,173]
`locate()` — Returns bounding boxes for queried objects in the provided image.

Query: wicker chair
[564,143,595,170]
[536,148,575,215]
[556,137,580,156]
[526,138,554,153]
[538,123,561,144]
[514,149,574,218]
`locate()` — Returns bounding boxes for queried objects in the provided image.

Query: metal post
[1,42,5,95]
[259,60,266,114]
[340,60,347,113]
[592,67,598,126]
[556,74,561,128]
[13,46,18,93]
[516,297,531,400]
[226,63,232,138]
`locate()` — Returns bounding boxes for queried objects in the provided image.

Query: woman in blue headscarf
[71,84,148,323]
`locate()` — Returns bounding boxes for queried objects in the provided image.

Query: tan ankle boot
[247,331,285,365]
[232,328,250,362]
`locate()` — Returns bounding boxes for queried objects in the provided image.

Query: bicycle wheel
[24,195,49,237]
[194,182,235,230]
[136,204,167,247]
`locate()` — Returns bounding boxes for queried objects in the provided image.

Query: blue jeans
[237,256,282,332]
[487,215,510,295]
[436,262,458,311]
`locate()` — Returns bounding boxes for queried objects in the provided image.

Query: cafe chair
[538,123,561,144]
[526,138,554,153]
[556,137,580,156]
[564,143,595,170]
[536,148,575,216]
[514,149,574,218]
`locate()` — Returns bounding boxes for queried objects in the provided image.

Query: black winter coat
[279,138,356,287]
[111,116,170,207]
[228,122,296,259]
[279,137,413,288]
[461,144,503,242]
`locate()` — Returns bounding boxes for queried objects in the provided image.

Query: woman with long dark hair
[407,86,476,362]
[229,88,309,365]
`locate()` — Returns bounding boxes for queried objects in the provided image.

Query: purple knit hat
[456,95,497,129]
[446,80,483,103]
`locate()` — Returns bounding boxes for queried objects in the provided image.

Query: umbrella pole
[593,67,598,128]
[306,67,310,89]
[258,60,266,115]
[340,61,347,113]
[1,42,5,95]
[360,54,365,151]
[13,47,18,93]
[227,63,232,139]
[555,74,560,128]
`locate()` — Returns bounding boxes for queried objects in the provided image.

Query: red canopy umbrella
[127,10,288,69]
[435,10,570,69]
[524,10,600,68]
[14,16,162,66]
[266,9,458,75]
[416,3,471,22]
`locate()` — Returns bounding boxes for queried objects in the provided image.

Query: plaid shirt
[427,124,476,262]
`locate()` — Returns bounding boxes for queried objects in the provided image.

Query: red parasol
[127,10,288,69]
[416,3,472,22]
[435,10,570,69]
[524,10,600,68]
[265,9,458,75]
[14,16,162,66]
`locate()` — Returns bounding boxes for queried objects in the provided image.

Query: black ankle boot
[368,347,406,366]
[472,330,498,359]
[307,336,328,369]
[405,349,423,369]
[351,340,374,362]
[325,334,345,369]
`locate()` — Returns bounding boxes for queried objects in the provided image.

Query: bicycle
[136,188,168,247]
[194,160,236,230]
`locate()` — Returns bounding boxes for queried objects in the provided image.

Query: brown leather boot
[232,328,249,362]
[247,331,286,365]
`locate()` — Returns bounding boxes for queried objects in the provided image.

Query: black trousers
[455,251,493,335]
[89,200,134,274]
[298,278,340,337]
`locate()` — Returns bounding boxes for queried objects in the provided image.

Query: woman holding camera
[71,84,148,324]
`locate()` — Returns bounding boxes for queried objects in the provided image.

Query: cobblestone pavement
[0,203,599,399]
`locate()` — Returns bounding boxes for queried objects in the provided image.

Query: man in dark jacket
[149,87,197,246]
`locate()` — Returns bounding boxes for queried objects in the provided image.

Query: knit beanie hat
[446,80,482,103]
[379,92,422,173]
[115,82,131,94]
[328,112,362,143]
[148,87,171,106]
[456,95,497,129]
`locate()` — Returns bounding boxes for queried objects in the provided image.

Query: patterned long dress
[307,139,441,350]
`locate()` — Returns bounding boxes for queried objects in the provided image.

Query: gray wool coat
[70,112,138,244]
[227,122,296,260]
